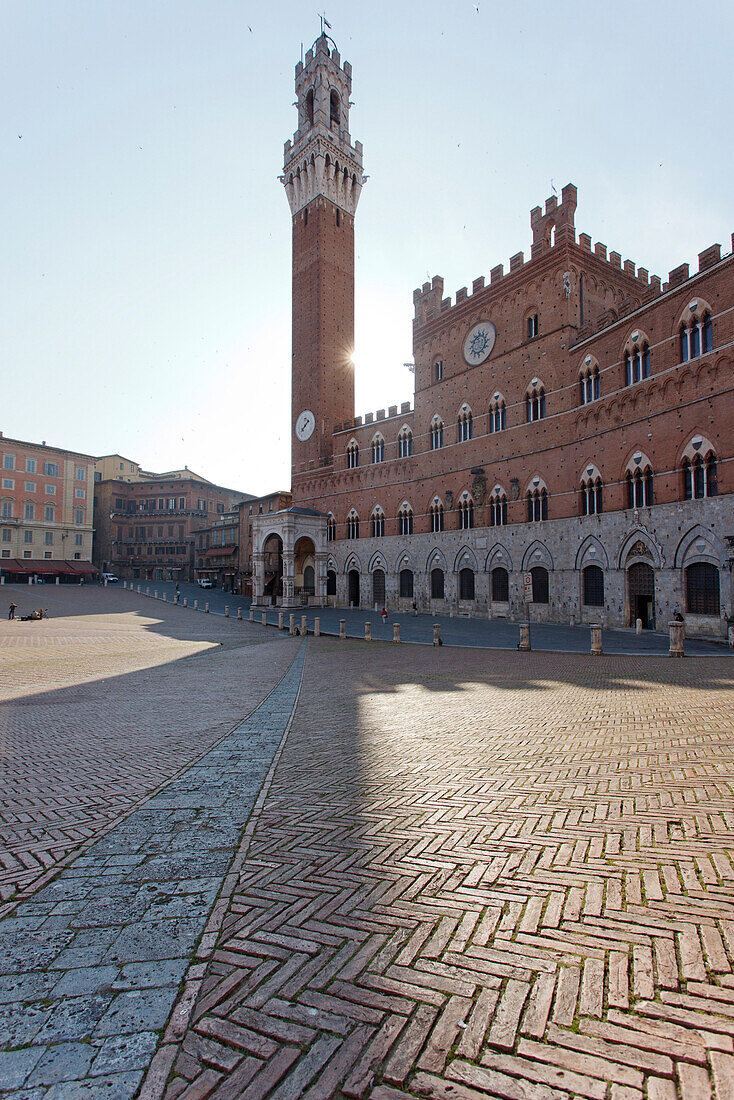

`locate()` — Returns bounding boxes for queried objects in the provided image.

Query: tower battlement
[281,33,366,218]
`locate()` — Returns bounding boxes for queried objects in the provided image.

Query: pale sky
[3,0,733,496]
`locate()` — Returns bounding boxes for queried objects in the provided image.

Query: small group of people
[7,602,47,622]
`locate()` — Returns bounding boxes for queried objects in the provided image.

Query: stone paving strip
[0,640,306,1098]
[0,588,295,909]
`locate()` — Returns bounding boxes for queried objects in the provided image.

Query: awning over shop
[203,546,236,559]
[0,559,98,576]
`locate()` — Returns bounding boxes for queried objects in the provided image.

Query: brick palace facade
[252,34,733,637]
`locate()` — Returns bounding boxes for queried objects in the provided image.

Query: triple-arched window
[370,507,385,538]
[347,440,359,469]
[457,406,473,442]
[682,444,718,500]
[430,498,444,532]
[527,478,548,521]
[397,426,413,458]
[625,454,654,508]
[398,503,414,536]
[346,510,360,539]
[458,492,474,530]
[680,302,713,362]
[580,466,603,515]
[430,415,444,450]
[579,358,600,404]
[624,333,651,386]
[371,434,385,464]
[526,382,546,422]
[489,487,507,526]
[489,394,506,432]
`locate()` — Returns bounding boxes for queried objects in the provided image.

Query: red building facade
[255,34,733,636]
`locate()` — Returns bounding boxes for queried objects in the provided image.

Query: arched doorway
[294,536,316,602]
[326,569,337,597]
[628,562,655,628]
[348,569,360,607]
[263,534,283,604]
[372,568,385,607]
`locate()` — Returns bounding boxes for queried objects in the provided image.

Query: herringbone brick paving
[0,586,293,911]
[161,641,734,1100]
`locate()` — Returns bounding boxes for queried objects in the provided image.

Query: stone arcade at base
[253,32,734,637]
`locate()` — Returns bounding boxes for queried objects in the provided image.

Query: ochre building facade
[254,34,733,637]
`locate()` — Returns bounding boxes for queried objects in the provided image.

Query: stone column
[590,623,603,655]
[669,620,684,658]
[252,552,265,606]
[518,623,531,651]
[315,552,328,607]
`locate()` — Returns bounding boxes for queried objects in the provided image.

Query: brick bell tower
[282,34,365,474]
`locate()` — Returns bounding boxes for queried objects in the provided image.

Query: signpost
[523,572,533,600]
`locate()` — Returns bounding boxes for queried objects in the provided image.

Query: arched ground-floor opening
[628,562,655,628]
[348,569,360,607]
[372,568,385,607]
[263,534,283,604]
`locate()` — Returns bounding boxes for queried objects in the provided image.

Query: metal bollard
[225,606,229,617]
[365,622,371,641]
[278,612,284,630]
[393,623,400,643]
[518,623,531,651]
[590,623,603,655]
[636,618,642,635]
[339,619,346,639]
[237,607,242,620]
[249,608,254,622]
[205,602,210,614]
[289,613,295,635]
[301,615,307,636]
[314,617,320,637]
[433,623,441,646]
[669,620,685,658]
[262,611,267,626]
[183,597,188,607]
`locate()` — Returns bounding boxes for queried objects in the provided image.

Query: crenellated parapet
[280,33,366,217]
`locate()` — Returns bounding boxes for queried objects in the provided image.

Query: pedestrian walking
[380,607,388,624]
[8,601,16,620]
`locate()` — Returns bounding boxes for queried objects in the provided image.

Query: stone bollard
[278,612,284,630]
[339,619,346,639]
[314,617,320,637]
[225,606,229,617]
[249,608,254,622]
[301,615,307,636]
[146,586,150,595]
[194,599,198,610]
[433,624,441,646]
[137,585,141,594]
[205,602,210,614]
[518,623,531,651]
[153,589,158,599]
[729,624,734,649]
[162,592,166,602]
[56,577,60,586]
[393,623,400,643]
[183,597,188,607]
[365,622,371,641]
[262,611,267,626]
[590,623,603,655]
[237,607,242,620]
[289,613,295,635]
[636,618,642,635]
[123,581,127,589]
[669,620,685,658]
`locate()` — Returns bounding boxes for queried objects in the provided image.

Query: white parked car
[198,577,214,588]
[102,573,119,583]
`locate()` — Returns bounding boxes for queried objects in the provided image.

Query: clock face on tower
[463,321,497,365]
[295,409,315,442]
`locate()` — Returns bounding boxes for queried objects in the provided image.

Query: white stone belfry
[280,34,365,217]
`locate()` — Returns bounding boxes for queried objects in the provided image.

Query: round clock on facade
[463,321,497,365]
[295,409,315,441]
